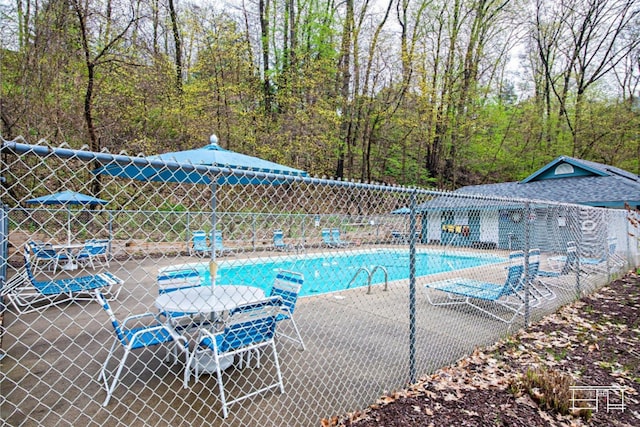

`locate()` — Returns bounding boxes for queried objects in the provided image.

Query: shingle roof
[456,156,640,208]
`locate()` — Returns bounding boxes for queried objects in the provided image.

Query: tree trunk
[259,0,273,113]
[168,0,182,93]
[335,0,354,179]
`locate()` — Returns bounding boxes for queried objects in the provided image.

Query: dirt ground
[328,272,640,427]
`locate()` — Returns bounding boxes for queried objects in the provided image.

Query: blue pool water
[193,249,506,297]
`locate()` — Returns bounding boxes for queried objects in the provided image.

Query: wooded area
[1,0,638,189]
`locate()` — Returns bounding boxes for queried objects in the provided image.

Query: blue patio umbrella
[26,190,109,245]
[93,134,308,185]
[93,134,309,280]
[391,207,411,214]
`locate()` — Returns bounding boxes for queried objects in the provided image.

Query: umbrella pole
[209,181,217,286]
[67,208,72,245]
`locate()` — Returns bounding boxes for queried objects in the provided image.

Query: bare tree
[71,0,139,195]
[534,0,640,156]
[259,0,274,113]
[167,0,182,93]
[335,0,354,178]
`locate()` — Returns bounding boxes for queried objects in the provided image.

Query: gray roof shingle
[456,156,640,208]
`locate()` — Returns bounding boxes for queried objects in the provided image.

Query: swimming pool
[188,249,506,297]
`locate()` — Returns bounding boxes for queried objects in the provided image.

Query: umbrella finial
[209,134,219,146]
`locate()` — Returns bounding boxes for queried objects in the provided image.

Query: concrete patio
[1,247,613,426]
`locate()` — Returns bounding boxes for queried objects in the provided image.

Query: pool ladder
[347,266,388,294]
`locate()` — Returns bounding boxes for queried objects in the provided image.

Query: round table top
[155,285,266,315]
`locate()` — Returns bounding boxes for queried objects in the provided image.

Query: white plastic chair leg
[103,348,130,406]
[291,320,306,351]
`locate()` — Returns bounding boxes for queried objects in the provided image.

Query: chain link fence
[1,137,637,426]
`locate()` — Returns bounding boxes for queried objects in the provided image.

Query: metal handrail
[347,267,370,290]
[347,265,389,294]
[367,266,388,294]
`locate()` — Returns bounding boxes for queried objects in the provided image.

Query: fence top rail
[0,137,617,210]
[2,138,425,194]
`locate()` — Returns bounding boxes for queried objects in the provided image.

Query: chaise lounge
[2,245,123,314]
[424,253,526,323]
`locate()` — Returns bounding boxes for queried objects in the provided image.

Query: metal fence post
[252,214,257,252]
[1,203,7,314]
[408,190,417,384]
[603,210,611,281]
[626,211,631,270]
[575,206,582,298]
[523,202,531,327]
[186,211,191,251]
[0,203,5,361]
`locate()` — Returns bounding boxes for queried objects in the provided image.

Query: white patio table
[155,285,266,315]
[51,243,86,271]
[155,285,266,371]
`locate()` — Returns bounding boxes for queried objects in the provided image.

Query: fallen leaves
[332,272,640,427]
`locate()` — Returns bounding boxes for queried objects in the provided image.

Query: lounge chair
[424,255,525,323]
[321,228,335,247]
[391,231,406,244]
[331,228,352,247]
[189,230,210,256]
[183,297,285,418]
[607,238,626,267]
[273,229,294,251]
[390,231,419,244]
[1,245,123,314]
[212,230,234,256]
[526,249,556,302]
[94,290,189,406]
[539,243,578,277]
[548,241,614,274]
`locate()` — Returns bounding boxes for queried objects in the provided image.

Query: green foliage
[519,367,573,416]
[1,0,638,187]
[159,202,187,212]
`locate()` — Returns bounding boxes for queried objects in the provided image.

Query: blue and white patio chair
[157,264,202,294]
[183,296,285,418]
[525,248,556,302]
[212,230,234,256]
[548,241,614,275]
[27,240,69,274]
[272,229,294,251]
[76,239,111,269]
[190,230,210,256]
[390,231,406,244]
[269,270,305,350]
[321,229,335,247]
[607,237,626,267]
[424,256,526,323]
[238,270,305,369]
[578,238,626,273]
[331,228,353,247]
[1,246,123,314]
[157,264,206,330]
[540,243,577,278]
[94,290,189,406]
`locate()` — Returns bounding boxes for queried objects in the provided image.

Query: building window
[555,164,574,175]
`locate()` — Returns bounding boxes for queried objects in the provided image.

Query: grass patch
[514,367,593,421]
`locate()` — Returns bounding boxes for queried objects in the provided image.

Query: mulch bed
[326,272,640,427]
